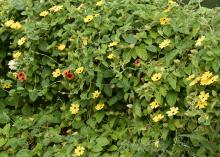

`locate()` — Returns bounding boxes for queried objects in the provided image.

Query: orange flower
[63,69,70,77]
[66,73,75,80]
[17,71,26,81]
[134,58,141,66]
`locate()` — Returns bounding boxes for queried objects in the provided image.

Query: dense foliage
[1,0,220,156]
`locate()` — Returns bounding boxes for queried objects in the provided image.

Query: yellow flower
[10,22,22,29]
[82,37,89,46]
[92,90,101,99]
[166,107,179,116]
[70,103,79,114]
[204,114,209,120]
[200,71,218,85]
[160,17,170,25]
[196,100,208,109]
[95,103,105,110]
[75,67,84,74]
[189,76,201,86]
[12,72,18,78]
[58,44,66,51]
[84,15,94,23]
[159,39,171,49]
[154,140,160,148]
[198,91,209,102]
[207,75,219,85]
[107,53,114,59]
[5,20,14,27]
[74,146,85,156]
[186,74,195,81]
[152,114,164,122]
[49,5,63,12]
[77,4,84,10]
[163,7,171,13]
[40,11,49,17]
[1,82,12,89]
[96,0,104,6]
[174,59,180,64]
[195,36,205,47]
[93,13,100,17]
[151,73,162,81]
[52,69,61,78]
[150,100,160,109]
[13,51,22,60]
[108,41,118,47]
[18,37,26,46]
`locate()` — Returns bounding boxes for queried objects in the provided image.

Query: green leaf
[94,112,105,123]
[103,84,112,97]
[146,45,157,53]
[2,124,10,137]
[166,91,178,106]
[123,34,137,44]
[28,89,38,102]
[96,137,110,146]
[0,138,7,147]
[135,45,148,61]
[165,50,179,65]
[167,75,177,90]
[163,26,172,37]
[91,144,103,152]
[16,149,32,157]
[122,51,132,64]
[133,102,142,118]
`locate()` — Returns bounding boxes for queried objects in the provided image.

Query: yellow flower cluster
[152,114,164,122]
[92,90,101,99]
[52,69,61,78]
[13,51,22,60]
[154,140,160,148]
[96,0,104,6]
[150,99,160,109]
[84,15,94,23]
[18,37,26,46]
[70,103,80,114]
[166,107,179,116]
[187,71,218,86]
[108,41,118,47]
[40,10,49,17]
[200,71,218,85]
[196,91,209,109]
[75,67,84,74]
[160,17,170,25]
[57,44,66,51]
[74,146,85,156]
[95,103,105,110]
[49,5,63,13]
[151,73,162,81]
[5,20,22,29]
[107,53,114,59]
[159,39,171,49]
[1,82,12,89]
[77,4,84,10]
[82,37,89,46]
[195,36,205,47]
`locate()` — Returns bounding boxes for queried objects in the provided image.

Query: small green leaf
[133,102,142,118]
[167,75,177,90]
[146,45,157,53]
[28,89,38,102]
[96,137,109,146]
[135,45,148,61]
[123,34,137,44]
[166,91,178,106]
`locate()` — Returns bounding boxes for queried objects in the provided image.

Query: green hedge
[1,0,220,156]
